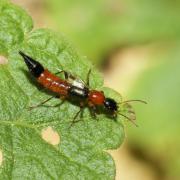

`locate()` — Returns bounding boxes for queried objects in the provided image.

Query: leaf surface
[0,1,124,179]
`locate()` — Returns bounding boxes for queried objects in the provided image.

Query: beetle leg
[28,95,60,110]
[70,104,85,127]
[86,69,91,86]
[43,99,65,108]
[55,70,68,79]
[90,106,97,119]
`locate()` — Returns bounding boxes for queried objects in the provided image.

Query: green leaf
[0,1,33,49]
[0,1,124,179]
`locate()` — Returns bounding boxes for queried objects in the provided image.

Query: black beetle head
[104,98,118,114]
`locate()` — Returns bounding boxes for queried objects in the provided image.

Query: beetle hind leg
[28,95,60,110]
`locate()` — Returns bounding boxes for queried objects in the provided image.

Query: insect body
[19,51,146,125]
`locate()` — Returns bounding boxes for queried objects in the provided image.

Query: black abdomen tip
[19,51,44,78]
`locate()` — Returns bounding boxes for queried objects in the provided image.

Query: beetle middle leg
[70,104,85,127]
[89,106,97,119]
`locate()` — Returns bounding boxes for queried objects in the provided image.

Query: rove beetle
[19,51,146,125]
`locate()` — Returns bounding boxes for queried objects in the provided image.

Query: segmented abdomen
[37,69,70,96]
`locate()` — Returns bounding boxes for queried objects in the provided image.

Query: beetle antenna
[118,112,138,127]
[118,99,147,104]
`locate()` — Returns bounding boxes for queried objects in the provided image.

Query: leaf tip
[41,126,60,146]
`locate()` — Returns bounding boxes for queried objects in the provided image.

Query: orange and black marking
[19,51,146,125]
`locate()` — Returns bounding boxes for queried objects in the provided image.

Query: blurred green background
[13,0,180,179]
